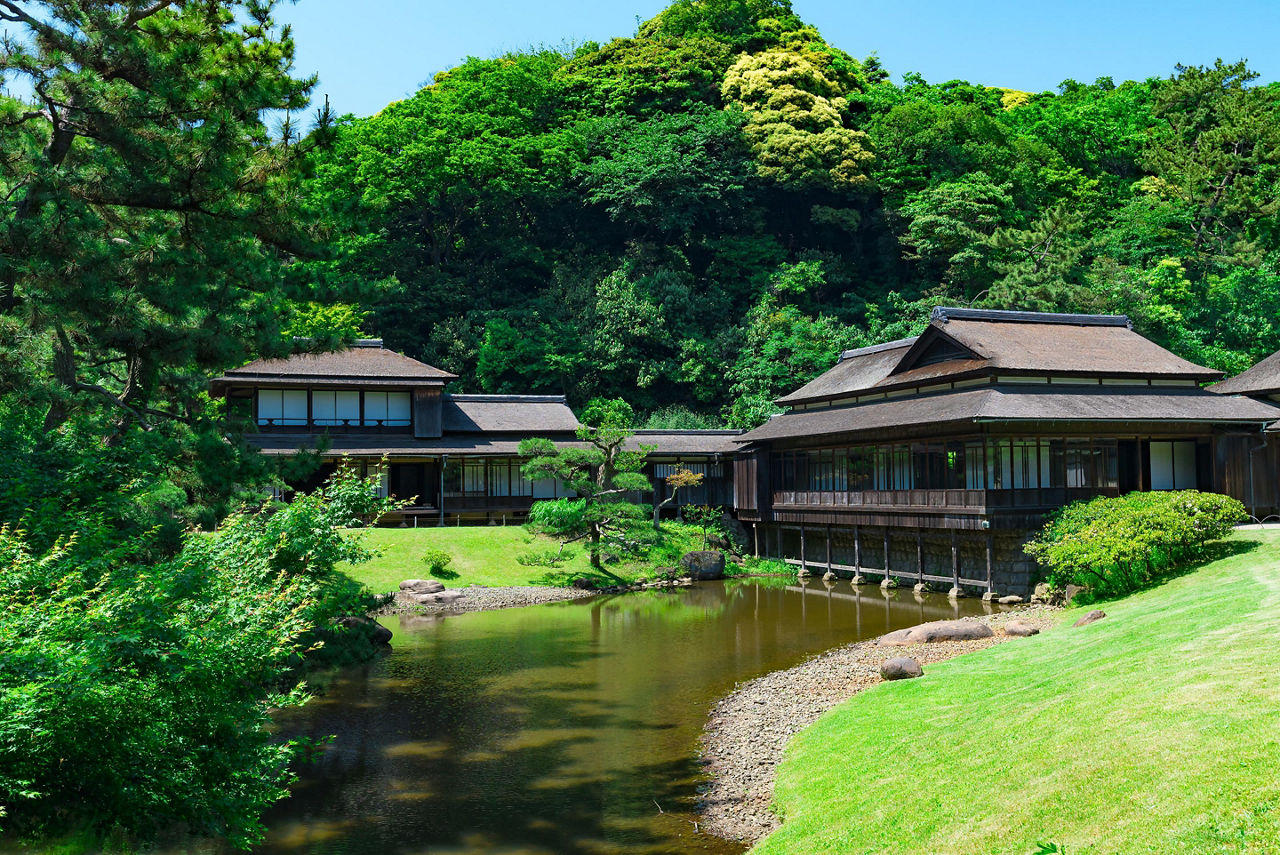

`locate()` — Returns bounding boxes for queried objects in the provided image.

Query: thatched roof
[627,430,742,455]
[740,385,1280,444]
[778,308,1221,406]
[245,434,582,457]
[243,429,744,458]
[210,340,455,394]
[1210,350,1280,397]
[442,395,580,434]
[777,339,917,404]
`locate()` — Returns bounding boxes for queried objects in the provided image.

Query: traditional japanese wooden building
[210,340,740,523]
[1210,349,1280,520]
[631,430,741,511]
[732,307,1280,595]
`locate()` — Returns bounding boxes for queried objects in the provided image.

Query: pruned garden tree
[519,398,654,571]
[653,465,703,529]
[683,503,727,551]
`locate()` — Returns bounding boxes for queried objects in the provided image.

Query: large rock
[880,657,923,681]
[1073,609,1107,627]
[878,619,994,646]
[400,579,445,595]
[410,589,467,605]
[336,615,392,645]
[680,550,726,581]
[1003,620,1039,637]
[708,533,734,553]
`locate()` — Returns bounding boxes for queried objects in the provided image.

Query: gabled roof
[776,338,917,405]
[442,395,581,434]
[210,340,456,393]
[1210,349,1280,397]
[777,307,1221,406]
[739,386,1280,444]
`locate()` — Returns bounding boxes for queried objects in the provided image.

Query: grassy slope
[341,524,710,591]
[757,529,1280,855]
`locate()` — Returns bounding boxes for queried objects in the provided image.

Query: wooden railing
[773,489,987,510]
[255,418,411,433]
[771,486,1121,512]
[440,495,537,511]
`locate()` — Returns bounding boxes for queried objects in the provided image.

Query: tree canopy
[297,3,1280,427]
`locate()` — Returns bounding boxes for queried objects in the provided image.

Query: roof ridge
[631,429,742,435]
[837,337,918,363]
[445,394,568,403]
[933,306,1132,328]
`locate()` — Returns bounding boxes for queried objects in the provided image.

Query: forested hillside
[303,0,1280,427]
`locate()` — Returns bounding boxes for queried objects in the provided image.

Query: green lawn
[757,529,1280,855]
[341,523,714,591]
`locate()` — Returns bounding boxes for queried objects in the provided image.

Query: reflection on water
[222,581,983,855]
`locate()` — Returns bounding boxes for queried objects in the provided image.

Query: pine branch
[124,0,177,27]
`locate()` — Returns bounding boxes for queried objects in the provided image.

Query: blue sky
[2,1,1276,117]
[274,0,1279,118]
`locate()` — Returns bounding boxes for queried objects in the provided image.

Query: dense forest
[300,0,1280,428]
[0,0,1278,846]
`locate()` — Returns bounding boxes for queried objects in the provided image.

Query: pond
[246,580,985,855]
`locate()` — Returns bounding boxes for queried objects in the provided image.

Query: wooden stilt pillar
[799,525,808,575]
[752,523,759,558]
[914,531,925,592]
[881,529,893,588]
[851,525,864,584]
[825,525,833,578]
[949,529,963,598]
[986,531,995,594]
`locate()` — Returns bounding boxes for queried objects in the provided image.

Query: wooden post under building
[916,531,924,586]
[825,525,833,575]
[950,530,960,592]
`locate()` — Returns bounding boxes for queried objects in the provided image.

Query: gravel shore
[698,606,1061,844]
[379,585,597,615]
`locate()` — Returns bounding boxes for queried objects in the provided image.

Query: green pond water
[240,580,985,855]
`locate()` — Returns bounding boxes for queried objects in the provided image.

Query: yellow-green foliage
[998,88,1032,109]
[721,48,873,190]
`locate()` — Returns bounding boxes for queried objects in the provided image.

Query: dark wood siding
[734,453,758,512]
[413,388,442,438]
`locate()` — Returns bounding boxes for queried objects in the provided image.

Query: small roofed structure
[628,430,743,511]
[1210,348,1280,519]
[1210,350,1280,400]
[211,340,742,523]
[734,307,1280,595]
[211,341,583,523]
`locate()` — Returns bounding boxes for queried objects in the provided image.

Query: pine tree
[0,0,330,433]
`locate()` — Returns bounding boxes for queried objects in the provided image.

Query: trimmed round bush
[1025,490,1245,600]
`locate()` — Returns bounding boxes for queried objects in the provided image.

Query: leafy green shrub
[683,504,726,550]
[526,498,587,536]
[421,548,453,574]
[515,547,577,567]
[742,557,791,575]
[1025,490,1245,600]
[0,469,395,848]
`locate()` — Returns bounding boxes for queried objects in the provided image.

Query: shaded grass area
[340,524,713,591]
[756,529,1280,855]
